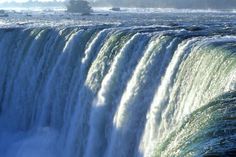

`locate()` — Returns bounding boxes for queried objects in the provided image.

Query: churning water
[0,10,236,157]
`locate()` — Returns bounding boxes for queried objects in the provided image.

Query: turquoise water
[0,12,235,157]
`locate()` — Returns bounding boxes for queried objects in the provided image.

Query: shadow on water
[0,27,98,157]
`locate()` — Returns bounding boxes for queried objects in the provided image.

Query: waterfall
[0,27,235,157]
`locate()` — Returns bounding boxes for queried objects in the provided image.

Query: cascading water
[0,21,235,157]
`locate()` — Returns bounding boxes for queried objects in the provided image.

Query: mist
[93,0,236,9]
[1,0,236,9]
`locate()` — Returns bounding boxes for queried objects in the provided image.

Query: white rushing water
[0,12,236,157]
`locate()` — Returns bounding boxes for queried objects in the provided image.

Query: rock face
[110,7,121,11]
[67,0,92,14]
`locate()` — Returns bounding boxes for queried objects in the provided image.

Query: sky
[0,0,64,3]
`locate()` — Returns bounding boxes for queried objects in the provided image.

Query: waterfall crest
[0,27,235,157]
